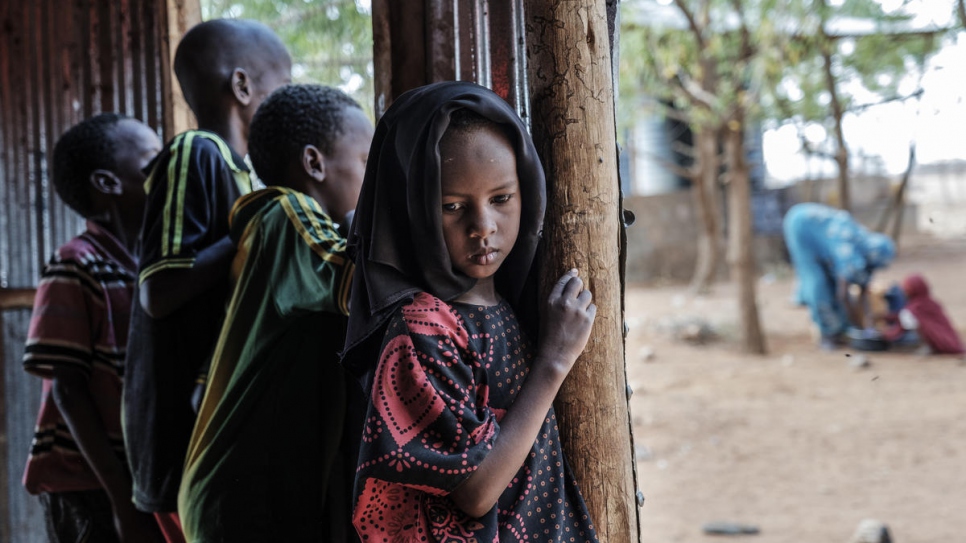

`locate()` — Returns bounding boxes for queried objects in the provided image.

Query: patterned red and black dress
[353,292,598,542]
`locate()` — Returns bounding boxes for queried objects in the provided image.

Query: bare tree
[622,0,770,352]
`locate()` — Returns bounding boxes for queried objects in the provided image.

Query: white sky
[764,2,965,182]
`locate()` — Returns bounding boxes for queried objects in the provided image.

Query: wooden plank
[371,0,392,118]
[0,289,36,311]
[160,0,200,137]
[144,0,163,132]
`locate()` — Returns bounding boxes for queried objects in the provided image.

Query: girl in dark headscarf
[343,81,600,542]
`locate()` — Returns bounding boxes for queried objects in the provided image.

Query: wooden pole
[524,2,639,541]
[0,288,36,311]
[160,0,201,138]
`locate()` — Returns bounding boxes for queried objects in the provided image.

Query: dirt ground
[624,233,966,543]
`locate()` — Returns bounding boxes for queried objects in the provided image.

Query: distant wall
[623,181,918,284]
[624,190,703,283]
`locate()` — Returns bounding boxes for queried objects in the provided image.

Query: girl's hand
[536,269,597,377]
[450,269,596,517]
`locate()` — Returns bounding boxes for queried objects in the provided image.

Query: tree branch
[674,73,717,109]
[798,133,836,161]
[673,0,706,49]
[729,0,755,62]
[849,88,924,113]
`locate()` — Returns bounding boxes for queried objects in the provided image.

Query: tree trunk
[889,144,915,249]
[525,1,640,541]
[819,2,850,211]
[690,127,722,294]
[725,117,767,354]
[876,143,915,244]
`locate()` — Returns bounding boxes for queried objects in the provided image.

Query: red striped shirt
[22,220,136,494]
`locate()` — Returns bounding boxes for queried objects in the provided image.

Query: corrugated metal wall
[0,1,174,540]
[371,0,530,121]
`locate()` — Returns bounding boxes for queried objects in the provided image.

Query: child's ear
[302,144,326,183]
[231,68,252,106]
[90,169,123,195]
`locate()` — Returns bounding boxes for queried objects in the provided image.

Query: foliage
[618,0,949,161]
[618,0,787,135]
[201,0,374,118]
[770,0,941,129]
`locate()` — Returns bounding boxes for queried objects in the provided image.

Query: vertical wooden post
[524,2,639,541]
[160,0,201,138]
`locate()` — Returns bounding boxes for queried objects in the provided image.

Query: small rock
[638,346,656,361]
[849,354,871,370]
[676,320,716,345]
[654,315,718,345]
[848,519,892,543]
[702,521,760,535]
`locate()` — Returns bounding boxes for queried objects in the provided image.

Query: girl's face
[439,125,521,288]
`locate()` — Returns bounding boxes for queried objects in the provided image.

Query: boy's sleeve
[266,192,355,316]
[23,259,95,379]
[138,134,245,284]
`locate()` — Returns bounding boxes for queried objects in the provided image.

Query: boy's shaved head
[248,84,362,184]
[52,113,127,217]
[174,19,290,116]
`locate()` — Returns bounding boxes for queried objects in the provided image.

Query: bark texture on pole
[524,2,639,541]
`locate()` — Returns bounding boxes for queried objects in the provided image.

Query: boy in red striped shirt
[23,113,163,542]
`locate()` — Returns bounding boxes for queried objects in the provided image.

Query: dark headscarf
[341,81,546,377]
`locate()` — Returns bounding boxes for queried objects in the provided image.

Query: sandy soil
[625,234,966,543]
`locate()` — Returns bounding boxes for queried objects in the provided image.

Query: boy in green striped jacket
[177,84,373,543]
[122,19,291,542]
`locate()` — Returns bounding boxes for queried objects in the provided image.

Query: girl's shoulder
[387,292,469,346]
[401,291,448,312]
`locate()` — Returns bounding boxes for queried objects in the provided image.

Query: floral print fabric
[352,293,597,542]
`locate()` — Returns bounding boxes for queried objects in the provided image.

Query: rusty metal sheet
[1,1,175,540]
[2,0,172,290]
[372,0,529,123]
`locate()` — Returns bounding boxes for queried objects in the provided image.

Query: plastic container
[847,328,888,352]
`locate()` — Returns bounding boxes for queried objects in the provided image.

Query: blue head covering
[861,232,896,269]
